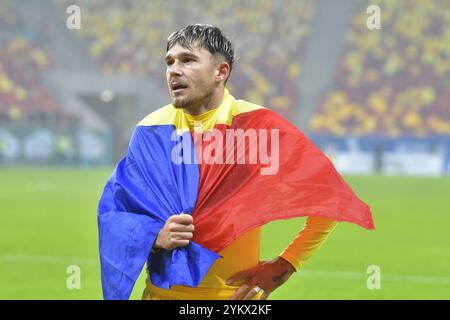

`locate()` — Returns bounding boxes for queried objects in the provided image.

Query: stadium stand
[61,0,316,118]
[2,0,448,171]
[0,37,60,118]
[310,0,450,137]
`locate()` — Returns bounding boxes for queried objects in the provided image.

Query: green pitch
[0,167,449,299]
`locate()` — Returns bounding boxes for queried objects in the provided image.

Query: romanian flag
[98,89,374,299]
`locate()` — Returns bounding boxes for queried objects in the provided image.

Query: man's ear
[216,62,230,82]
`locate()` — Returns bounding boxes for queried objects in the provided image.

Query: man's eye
[166,60,174,66]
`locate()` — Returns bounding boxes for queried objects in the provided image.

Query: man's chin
[172,98,191,109]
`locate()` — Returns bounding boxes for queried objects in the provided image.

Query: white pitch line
[1,254,450,286]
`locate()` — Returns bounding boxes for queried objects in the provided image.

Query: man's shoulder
[232,98,286,120]
[232,98,266,115]
[232,98,299,133]
[137,103,176,127]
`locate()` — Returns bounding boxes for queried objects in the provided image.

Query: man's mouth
[171,83,188,93]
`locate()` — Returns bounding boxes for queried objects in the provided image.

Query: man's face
[165,43,218,110]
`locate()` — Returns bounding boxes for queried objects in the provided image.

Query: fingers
[260,290,271,300]
[242,286,262,300]
[169,213,193,225]
[171,239,190,248]
[170,223,195,233]
[156,214,195,250]
[226,268,255,286]
[166,231,193,249]
[169,232,193,240]
[230,284,267,300]
[229,283,251,300]
[168,214,194,233]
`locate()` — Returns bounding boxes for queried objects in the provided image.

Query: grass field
[0,167,449,299]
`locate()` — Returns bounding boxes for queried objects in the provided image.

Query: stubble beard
[172,95,193,109]
[172,86,214,111]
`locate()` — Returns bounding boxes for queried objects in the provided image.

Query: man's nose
[167,61,183,77]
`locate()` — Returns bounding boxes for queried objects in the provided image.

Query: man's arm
[279,216,337,271]
[226,216,337,300]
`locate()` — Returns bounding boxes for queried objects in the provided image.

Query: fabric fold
[98,125,220,299]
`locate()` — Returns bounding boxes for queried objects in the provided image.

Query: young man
[98,24,374,300]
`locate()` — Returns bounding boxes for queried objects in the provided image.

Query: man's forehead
[165,43,210,58]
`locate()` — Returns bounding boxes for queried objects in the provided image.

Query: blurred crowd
[0,31,104,165]
[64,0,315,119]
[311,0,450,137]
[1,0,449,166]
[0,0,18,28]
[0,109,109,165]
[0,37,59,118]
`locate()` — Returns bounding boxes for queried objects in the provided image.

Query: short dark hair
[167,24,235,74]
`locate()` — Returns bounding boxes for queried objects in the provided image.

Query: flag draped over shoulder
[98,89,374,300]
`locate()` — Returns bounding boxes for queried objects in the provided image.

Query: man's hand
[226,257,295,300]
[153,214,194,251]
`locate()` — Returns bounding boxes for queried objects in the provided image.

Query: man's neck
[183,87,225,116]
